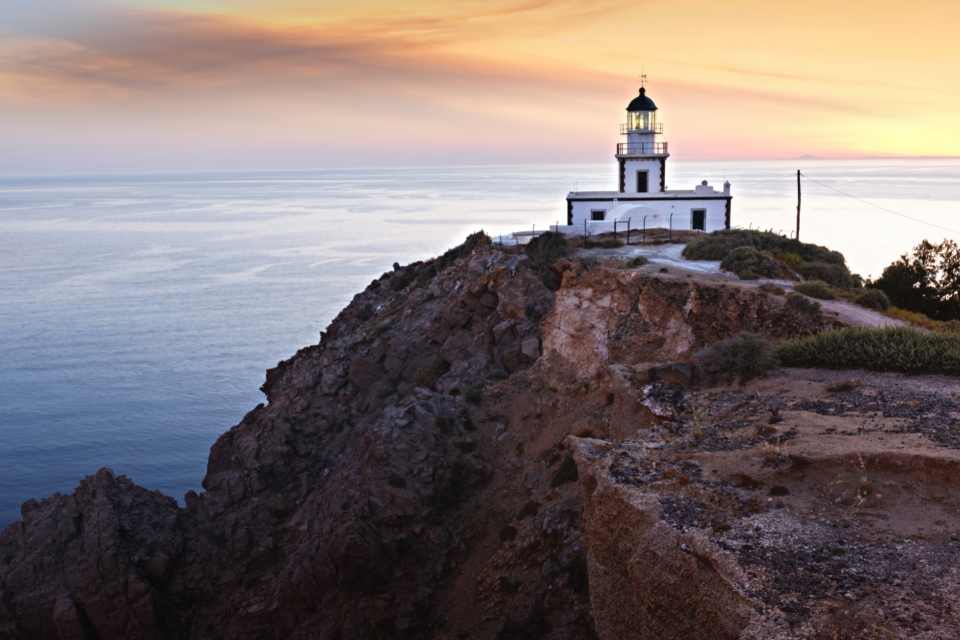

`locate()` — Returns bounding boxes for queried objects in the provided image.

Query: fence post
[584,218,588,243]
[626,218,631,245]
[669,213,673,243]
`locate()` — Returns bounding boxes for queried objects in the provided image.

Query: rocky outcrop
[0,470,180,640]
[569,370,960,640]
[570,438,754,640]
[543,263,830,380]
[3,235,955,640]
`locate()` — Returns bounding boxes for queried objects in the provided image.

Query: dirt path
[814,296,906,328]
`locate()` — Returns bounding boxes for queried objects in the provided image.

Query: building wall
[620,157,665,193]
[569,197,729,232]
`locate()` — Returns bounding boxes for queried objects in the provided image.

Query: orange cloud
[0,0,958,173]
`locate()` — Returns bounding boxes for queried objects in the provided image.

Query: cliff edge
[2,234,958,639]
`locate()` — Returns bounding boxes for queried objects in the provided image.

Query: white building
[566,86,732,233]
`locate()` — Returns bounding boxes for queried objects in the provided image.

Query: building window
[636,171,649,193]
[591,210,606,221]
[691,209,706,231]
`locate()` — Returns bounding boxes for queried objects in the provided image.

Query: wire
[801,172,960,236]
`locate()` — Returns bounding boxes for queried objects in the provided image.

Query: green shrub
[622,256,649,268]
[694,333,779,384]
[683,229,843,263]
[778,327,960,375]
[784,292,822,315]
[682,229,853,287]
[720,246,786,280]
[853,289,891,311]
[759,283,785,295]
[795,261,854,288]
[793,280,835,300]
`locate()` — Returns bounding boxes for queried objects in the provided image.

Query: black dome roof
[626,87,657,112]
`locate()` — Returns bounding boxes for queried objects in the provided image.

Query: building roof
[566,188,730,201]
[626,87,657,112]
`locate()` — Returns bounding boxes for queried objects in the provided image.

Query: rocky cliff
[2,234,957,639]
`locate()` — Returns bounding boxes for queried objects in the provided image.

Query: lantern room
[624,87,659,133]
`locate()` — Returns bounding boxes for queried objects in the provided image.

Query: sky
[1,0,959,174]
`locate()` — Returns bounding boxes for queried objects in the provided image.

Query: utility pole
[796,170,802,241]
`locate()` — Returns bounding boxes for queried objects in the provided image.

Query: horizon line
[4,155,960,181]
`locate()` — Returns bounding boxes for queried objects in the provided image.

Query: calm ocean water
[2,160,959,525]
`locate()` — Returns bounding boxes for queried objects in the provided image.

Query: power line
[801,172,960,236]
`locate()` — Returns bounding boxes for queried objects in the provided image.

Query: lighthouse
[618,86,668,193]
[566,82,732,232]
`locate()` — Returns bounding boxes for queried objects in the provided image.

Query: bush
[694,333,779,384]
[622,256,649,268]
[793,280,835,300]
[720,246,787,280]
[778,327,960,375]
[784,292,822,315]
[684,230,844,263]
[759,283,785,295]
[853,289,890,311]
[795,261,854,288]
[682,229,854,287]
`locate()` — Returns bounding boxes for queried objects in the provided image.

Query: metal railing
[616,142,668,156]
[619,122,663,135]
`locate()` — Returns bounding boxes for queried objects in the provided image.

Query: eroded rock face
[0,469,180,640]
[570,438,753,640]
[5,236,944,640]
[543,266,830,380]
[569,370,960,640]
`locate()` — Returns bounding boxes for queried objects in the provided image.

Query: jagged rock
[0,469,180,640]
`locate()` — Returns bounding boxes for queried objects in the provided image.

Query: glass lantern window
[629,111,655,131]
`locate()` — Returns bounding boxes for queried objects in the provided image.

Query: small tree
[873,240,960,320]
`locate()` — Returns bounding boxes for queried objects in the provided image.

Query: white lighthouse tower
[566,81,732,232]
[617,85,668,194]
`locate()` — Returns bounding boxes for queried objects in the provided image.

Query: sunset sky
[2,0,959,174]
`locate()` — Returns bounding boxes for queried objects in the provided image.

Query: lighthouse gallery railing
[616,142,669,156]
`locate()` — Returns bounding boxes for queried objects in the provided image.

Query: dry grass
[886,307,960,335]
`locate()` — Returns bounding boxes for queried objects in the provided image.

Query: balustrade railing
[616,142,669,155]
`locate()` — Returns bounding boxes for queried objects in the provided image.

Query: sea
[2,159,959,526]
